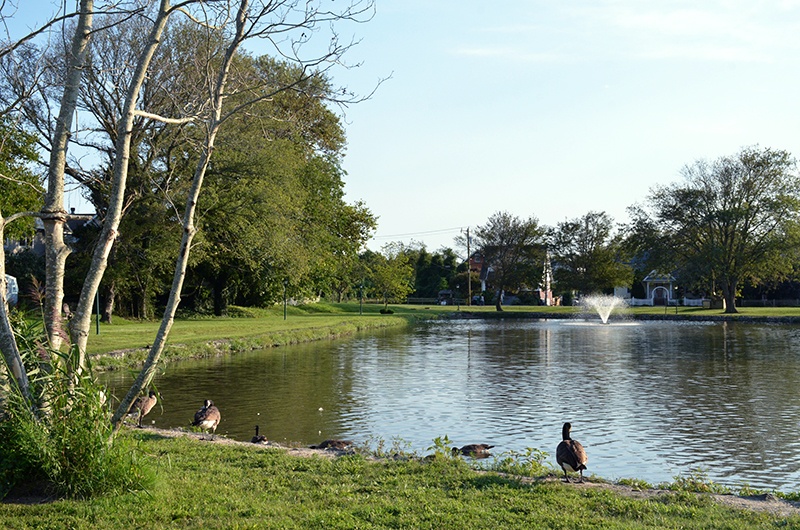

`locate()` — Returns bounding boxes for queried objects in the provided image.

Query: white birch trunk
[42,0,94,351]
[69,0,175,368]
[111,0,251,430]
[0,2,93,403]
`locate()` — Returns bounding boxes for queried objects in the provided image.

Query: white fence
[683,298,706,307]
[630,297,706,306]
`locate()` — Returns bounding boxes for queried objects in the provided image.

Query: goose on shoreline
[129,390,157,428]
[556,422,587,483]
[191,399,221,440]
[452,444,495,458]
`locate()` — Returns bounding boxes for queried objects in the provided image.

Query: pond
[102,318,800,491]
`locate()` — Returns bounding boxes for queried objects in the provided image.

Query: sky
[12,1,800,253]
[332,1,800,251]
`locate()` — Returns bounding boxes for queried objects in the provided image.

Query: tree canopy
[472,211,545,311]
[626,146,800,312]
[549,211,632,298]
[0,119,40,239]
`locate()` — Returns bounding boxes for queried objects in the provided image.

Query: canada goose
[129,390,157,428]
[191,399,221,440]
[251,425,268,444]
[556,422,588,483]
[310,439,353,451]
[452,444,495,458]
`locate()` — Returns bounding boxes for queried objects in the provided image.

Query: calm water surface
[103,319,800,491]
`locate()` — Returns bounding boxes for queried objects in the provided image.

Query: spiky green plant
[0,313,153,499]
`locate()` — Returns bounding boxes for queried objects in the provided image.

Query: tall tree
[472,211,544,311]
[365,244,414,310]
[0,0,377,435]
[627,146,800,313]
[409,246,459,298]
[0,119,41,240]
[548,211,633,297]
[1,0,95,402]
[110,0,376,430]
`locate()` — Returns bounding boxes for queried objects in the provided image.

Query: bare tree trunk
[0,2,92,403]
[42,0,94,351]
[0,212,33,404]
[213,273,226,316]
[112,0,250,431]
[101,281,115,324]
[69,0,175,367]
[721,279,738,314]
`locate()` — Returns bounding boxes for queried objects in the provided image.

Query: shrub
[488,447,550,478]
[0,316,154,499]
[225,306,258,318]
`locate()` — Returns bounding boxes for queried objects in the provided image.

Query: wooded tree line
[386,146,800,314]
[2,3,378,322]
[0,0,378,470]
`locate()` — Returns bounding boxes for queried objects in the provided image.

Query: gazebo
[630,270,676,306]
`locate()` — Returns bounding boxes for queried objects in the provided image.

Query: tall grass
[0,313,154,499]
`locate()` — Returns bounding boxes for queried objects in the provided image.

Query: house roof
[642,270,676,282]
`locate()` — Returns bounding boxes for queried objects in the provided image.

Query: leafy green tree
[190,70,375,314]
[412,247,459,298]
[365,244,414,309]
[626,146,800,313]
[548,211,633,297]
[472,211,545,311]
[0,119,41,240]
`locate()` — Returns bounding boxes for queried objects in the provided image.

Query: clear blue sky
[14,1,800,253]
[335,1,800,251]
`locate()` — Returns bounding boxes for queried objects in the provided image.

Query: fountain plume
[582,294,626,324]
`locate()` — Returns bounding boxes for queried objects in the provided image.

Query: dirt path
[545,478,800,518]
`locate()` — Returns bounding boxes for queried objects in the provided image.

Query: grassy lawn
[1,430,795,529]
[86,303,388,354]
[7,305,800,526]
[85,303,434,369]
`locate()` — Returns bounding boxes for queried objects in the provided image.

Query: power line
[372,226,465,240]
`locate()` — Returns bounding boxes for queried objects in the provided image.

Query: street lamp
[359,283,364,315]
[456,284,460,311]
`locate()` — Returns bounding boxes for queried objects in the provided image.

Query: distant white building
[630,270,676,306]
[4,274,18,307]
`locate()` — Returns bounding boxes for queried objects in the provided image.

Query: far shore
[85,302,800,371]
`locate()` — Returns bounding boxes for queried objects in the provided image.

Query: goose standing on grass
[452,444,495,458]
[191,399,221,440]
[556,422,588,483]
[251,425,268,444]
[130,390,157,428]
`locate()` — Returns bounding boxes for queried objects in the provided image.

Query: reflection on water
[102,319,800,490]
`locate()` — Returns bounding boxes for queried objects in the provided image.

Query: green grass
[1,431,795,529]
[85,303,433,369]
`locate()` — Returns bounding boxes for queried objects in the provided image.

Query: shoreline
[89,315,412,371]
[94,426,800,517]
[89,309,800,371]
[449,310,800,323]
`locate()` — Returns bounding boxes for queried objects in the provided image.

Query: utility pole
[463,227,471,306]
